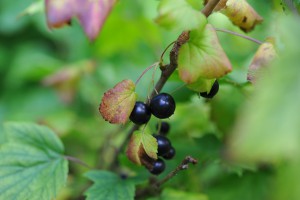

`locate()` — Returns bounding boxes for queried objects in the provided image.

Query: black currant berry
[156,121,170,135]
[150,158,165,175]
[200,80,219,99]
[150,93,175,119]
[153,134,171,156]
[129,101,151,125]
[163,146,176,160]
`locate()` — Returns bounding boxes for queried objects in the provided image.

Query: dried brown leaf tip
[247,38,277,83]
[45,0,116,40]
[99,79,137,124]
[205,0,263,32]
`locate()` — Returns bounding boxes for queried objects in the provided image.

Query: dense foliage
[0,0,300,199]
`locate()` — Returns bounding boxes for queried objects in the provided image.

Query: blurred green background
[1,0,300,199]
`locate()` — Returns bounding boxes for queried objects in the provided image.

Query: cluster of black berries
[129,93,176,125]
[149,122,176,175]
[200,80,219,99]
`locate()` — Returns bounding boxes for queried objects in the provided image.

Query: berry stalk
[109,0,222,171]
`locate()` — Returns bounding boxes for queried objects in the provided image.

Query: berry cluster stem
[109,0,221,171]
[135,156,198,199]
[153,156,198,188]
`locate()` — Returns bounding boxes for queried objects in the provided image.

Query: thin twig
[64,155,92,169]
[135,62,159,85]
[153,156,198,188]
[201,0,222,17]
[215,28,263,45]
[135,156,198,199]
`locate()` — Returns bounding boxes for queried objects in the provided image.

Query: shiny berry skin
[129,102,151,125]
[200,80,219,99]
[153,134,171,156]
[150,158,165,175]
[163,146,176,160]
[156,122,170,135]
[150,93,176,119]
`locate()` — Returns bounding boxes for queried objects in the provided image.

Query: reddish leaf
[247,39,277,83]
[45,0,116,40]
[126,131,158,166]
[99,80,137,124]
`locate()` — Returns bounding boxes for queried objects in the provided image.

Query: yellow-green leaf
[126,130,158,165]
[99,79,137,124]
[155,0,207,31]
[178,24,232,84]
[186,78,216,92]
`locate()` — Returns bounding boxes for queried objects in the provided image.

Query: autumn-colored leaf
[247,39,277,83]
[45,0,117,40]
[126,130,158,166]
[178,24,232,84]
[99,79,137,124]
[204,0,263,32]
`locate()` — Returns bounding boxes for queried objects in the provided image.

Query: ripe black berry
[200,80,219,99]
[129,102,151,125]
[163,146,176,160]
[156,122,170,135]
[153,134,171,156]
[150,93,175,119]
[150,158,165,175]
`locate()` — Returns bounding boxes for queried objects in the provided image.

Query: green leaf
[186,78,216,92]
[19,1,44,17]
[84,170,135,200]
[155,0,207,31]
[206,171,273,200]
[228,16,300,163]
[178,24,232,84]
[160,188,208,200]
[99,79,137,124]
[126,130,158,165]
[0,123,68,200]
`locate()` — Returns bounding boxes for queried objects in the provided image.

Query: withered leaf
[126,130,158,166]
[45,0,116,40]
[99,79,137,124]
[247,39,277,83]
[178,24,232,84]
[204,0,263,32]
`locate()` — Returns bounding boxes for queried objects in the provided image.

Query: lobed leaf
[126,130,158,165]
[0,123,68,200]
[84,171,135,200]
[99,79,137,124]
[45,0,117,40]
[178,24,232,84]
